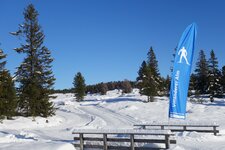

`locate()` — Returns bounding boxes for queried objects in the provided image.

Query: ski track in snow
[17,102,139,144]
[78,104,139,129]
[96,105,139,124]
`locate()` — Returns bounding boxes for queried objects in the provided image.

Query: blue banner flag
[169,23,197,119]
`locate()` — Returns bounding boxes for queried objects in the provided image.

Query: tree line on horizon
[55,80,135,95]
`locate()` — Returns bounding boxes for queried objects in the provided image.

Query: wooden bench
[134,122,219,136]
[72,129,176,150]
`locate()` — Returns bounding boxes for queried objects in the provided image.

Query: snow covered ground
[0,89,225,150]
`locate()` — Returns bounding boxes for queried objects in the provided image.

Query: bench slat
[134,123,219,136]
[74,137,176,144]
[74,144,168,150]
[72,129,173,135]
[171,129,219,133]
[134,124,219,127]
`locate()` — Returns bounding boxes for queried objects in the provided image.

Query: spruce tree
[137,47,161,102]
[0,71,17,119]
[147,47,162,101]
[0,48,6,70]
[162,75,170,96]
[73,72,86,101]
[136,61,147,86]
[194,50,209,94]
[0,48,17,119]
[147,47,160,78]
[208,50,222,101]
[11,4,55,117]
[188,74,197,96]
[136,61,149,97]
[222,66,225,93]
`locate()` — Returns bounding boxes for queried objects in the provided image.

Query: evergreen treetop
[147,47,160,76]
[73,72,86,101]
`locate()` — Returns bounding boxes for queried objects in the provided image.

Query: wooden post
[165,135,170,149]
[213,126,217,136]
[183,126,187,131]
[142,125,146,129]
[161,125,164,130]
[103,134,108,150]
[130,134,135,150]
[79,133,84,150]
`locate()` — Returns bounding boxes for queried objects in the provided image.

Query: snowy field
[0,89,225,150]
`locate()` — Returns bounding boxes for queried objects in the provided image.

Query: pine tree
[208,50,222,101]
[73,72,86,101]
[0,48,6,70]
[0,48,17,119]
[0,71,17,119]
[222,66,225,93]
[162,75,170,96]
[136,61,149,97]
[136,61,147,86]
[11,4,55,117]
[147,47,162,100]
[147,47,160,78]
[121,79,132,94]
[137,47,161,102]
[194,50,209,94]
[188,74,197,96]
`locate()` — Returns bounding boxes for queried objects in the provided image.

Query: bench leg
[213,126,217,136]
[130,134,134,150]
[79,133,84,150]
[103,134,108,150]
[165,135,170,149]
[140,125,146,129]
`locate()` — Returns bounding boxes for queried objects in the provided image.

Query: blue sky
[0,0,225,89]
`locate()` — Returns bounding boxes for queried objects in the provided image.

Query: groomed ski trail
[78,105,139,129]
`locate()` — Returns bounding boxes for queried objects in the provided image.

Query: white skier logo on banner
[178,47,190,65]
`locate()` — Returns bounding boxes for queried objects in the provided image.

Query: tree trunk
[147,96,150,102]
[150,96,154,102]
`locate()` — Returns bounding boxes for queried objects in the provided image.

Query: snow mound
[0,132,35,143]
[55,143,76,150]
[172,145,186,150]
[1,116,63,130]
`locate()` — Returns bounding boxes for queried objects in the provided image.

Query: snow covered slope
[0,89,225,150]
